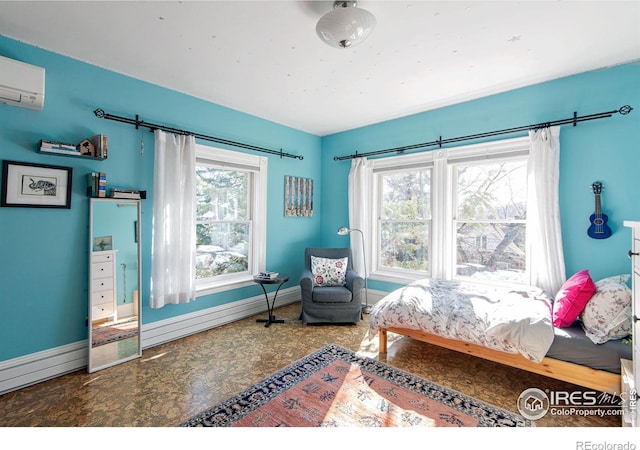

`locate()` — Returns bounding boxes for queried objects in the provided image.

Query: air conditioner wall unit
[0,55,45,110]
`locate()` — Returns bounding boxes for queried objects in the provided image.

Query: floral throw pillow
[579,274,632,344]
[311,256,348,287]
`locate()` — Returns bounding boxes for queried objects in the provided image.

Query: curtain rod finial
[619,105,633,115]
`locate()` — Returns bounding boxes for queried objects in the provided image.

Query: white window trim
[367,136,530,286]
[194,145,268,296]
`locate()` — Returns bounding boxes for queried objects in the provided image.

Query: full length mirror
[88,198,142,372]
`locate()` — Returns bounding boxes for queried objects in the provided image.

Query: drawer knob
[628,250,639,258]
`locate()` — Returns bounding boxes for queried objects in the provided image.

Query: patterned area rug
[91,317,138,347]
[180,344,532,427]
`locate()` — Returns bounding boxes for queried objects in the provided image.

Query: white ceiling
[1,1,639,136]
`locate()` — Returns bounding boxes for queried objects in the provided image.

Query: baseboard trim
[140,287,300,349]
[0,287,389,395]
[0,287,301,395]
[0,341,88,395]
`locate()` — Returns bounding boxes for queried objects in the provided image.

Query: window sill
[370,270,532,291]
[196,275,256,297]
[369,270,428,286]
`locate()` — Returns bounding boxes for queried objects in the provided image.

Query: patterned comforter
[368,278,555,363]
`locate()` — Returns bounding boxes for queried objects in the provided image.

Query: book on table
[256,272,279,280]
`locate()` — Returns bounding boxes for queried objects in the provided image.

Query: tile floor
[0,302,622,427]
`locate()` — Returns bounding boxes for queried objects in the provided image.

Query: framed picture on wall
[1,160,73,208]
[284,175,313,217]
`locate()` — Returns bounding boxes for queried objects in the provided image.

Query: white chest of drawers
[90,250,117,322]
[623,221,639,427]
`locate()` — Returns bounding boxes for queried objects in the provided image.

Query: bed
[369,278,632,394]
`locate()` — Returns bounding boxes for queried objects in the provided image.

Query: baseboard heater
[0,287,300,395]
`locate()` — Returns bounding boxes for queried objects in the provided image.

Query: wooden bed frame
[379,326,622,395]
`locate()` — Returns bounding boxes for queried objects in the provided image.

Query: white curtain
[347,157,373,276]
[527,125,566,295]
[150,130,197,308]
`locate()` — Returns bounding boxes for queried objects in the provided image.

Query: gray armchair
[300,248,364,324]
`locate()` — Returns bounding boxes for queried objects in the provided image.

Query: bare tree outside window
[454,160,527,283]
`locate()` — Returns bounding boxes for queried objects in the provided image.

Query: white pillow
[579,274,632,344]
[311,256,348,287]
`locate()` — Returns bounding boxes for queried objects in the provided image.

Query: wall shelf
[39,138,107,160]
[39,147,107,160]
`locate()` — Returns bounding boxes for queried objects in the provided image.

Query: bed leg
[379,329,388,355]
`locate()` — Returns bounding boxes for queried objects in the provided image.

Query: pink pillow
[552,270,596,328]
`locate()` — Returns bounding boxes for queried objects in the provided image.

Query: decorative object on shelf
[77,139,95,156]
[284,175,313,217]
[39,139,80,156]
[91,134,108,159]
[316,1,376,49]
[337,226,370,313]
[1,160,72,208]
[110,188,142,200]
[588,181,612,239]
[87,172,107,198]
[38,138,106,160]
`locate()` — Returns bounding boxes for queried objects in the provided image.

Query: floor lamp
[337,226,371,314]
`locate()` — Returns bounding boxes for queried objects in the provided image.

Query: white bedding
[368,278,555,363]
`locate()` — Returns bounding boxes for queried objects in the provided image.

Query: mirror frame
[88,198,142,372]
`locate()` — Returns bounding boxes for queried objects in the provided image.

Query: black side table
[253,274,289,327]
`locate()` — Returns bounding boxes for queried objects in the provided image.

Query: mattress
[368,278,555,363]
[546,322,632,374]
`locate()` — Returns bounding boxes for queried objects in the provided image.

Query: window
[378,168,431,274]
[368,137,530,286]
[195,145,267,294]
[453,158,528,284]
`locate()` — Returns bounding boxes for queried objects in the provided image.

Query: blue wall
[0,36,322,361]
[322,63,640,293]
[1,34,639,364]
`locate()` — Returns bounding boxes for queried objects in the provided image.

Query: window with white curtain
[452,157,528,284]
[194,145,267,295]
[377,167,432,274]
[369,137,531,286]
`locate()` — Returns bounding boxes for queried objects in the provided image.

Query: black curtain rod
[333,105,633,161]
[93,108,304,160]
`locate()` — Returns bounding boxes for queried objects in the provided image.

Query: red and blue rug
[180,344,531,427]
[91,317,138,347]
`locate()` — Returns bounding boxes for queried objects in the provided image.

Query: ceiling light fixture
[316,1,376,49]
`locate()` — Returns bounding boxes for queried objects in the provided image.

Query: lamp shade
[316,1,376,49]
[337,226,350,235]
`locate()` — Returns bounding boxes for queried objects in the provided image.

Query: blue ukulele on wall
[587,182,612,239]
